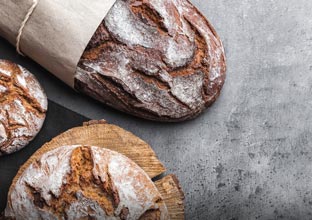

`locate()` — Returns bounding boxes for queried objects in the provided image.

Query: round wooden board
[7,120,185,220]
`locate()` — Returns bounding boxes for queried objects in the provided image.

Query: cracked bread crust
[5,145,169,220]
[0,60,47,156]
[75,0,226,122]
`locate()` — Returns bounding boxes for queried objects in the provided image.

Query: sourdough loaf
[75,0,226,121]
[5,145,169,219]
[0,60,47,156]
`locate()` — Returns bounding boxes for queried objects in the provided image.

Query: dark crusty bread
[0,60,47,156]
[75,0,226,122]
[5,145,169,219]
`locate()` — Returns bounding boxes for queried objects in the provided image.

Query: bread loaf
[75,0,226,121]
[0,60,47,156]
[5,145,169,219]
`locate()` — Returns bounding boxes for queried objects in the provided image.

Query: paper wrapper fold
[0,0,115,87]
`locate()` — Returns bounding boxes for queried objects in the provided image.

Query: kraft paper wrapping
[0,0,116,87]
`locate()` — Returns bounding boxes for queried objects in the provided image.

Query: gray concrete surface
[1,0,312,219]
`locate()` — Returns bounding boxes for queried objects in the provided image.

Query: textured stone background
[1,0,312,219]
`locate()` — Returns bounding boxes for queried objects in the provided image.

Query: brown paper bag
[0,0,115,87]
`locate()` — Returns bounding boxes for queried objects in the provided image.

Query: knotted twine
[16,0,39,55]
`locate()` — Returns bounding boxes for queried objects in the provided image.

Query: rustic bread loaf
[75,0,226,122]
[0,60,47,156]
[5,145,169,219]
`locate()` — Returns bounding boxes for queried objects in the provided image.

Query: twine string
[16,0,39,56]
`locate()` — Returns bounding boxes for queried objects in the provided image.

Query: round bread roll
[0,60,47,156]
[75,0,226,122]
[5,145,169,220]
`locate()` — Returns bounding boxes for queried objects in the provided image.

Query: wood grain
[156,175,185,220]
[7,120,185,219]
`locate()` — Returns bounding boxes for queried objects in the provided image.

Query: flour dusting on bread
[0,60,47,156]
[75,0,226,121]
[5,145,169,220]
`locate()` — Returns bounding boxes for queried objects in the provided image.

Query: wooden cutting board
[0,101,184,219]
